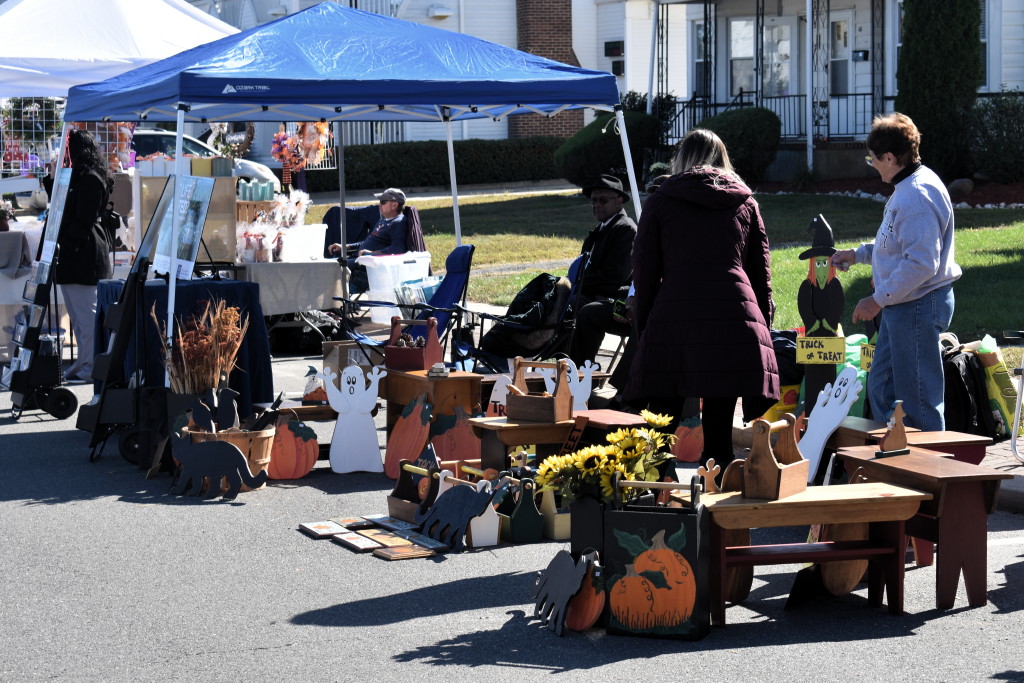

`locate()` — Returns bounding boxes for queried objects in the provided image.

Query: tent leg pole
[164,106,187,388]
[334,121,349,299]
[615,109,643,220]
[445,119,462,246]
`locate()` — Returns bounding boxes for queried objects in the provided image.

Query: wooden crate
[504,357,573,423]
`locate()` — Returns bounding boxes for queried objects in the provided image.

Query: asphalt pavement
[1,349,1023,681]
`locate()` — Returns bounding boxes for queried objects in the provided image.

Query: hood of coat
[656,167,752,211]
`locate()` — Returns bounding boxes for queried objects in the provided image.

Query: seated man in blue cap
[327,187,409,293]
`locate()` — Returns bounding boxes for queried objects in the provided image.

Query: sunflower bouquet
[535,410,677,505]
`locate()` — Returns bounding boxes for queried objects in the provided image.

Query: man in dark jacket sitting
[568,174,636,367]
[328,187,409,293]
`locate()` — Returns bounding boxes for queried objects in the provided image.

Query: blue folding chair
[453,255,583,373]
[334,244,475,365]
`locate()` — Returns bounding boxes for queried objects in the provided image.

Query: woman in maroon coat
[625,129,778,470]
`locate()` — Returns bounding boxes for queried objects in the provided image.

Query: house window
[830,18,850,94]
[693,21,708,98]
[730,18,754,96]
[763,19,793,97]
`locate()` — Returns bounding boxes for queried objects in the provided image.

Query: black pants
[569,298,631,371]
[345,258,369,293]
[646,395,739,471]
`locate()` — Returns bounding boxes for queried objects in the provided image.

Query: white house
[188,0,1023,177]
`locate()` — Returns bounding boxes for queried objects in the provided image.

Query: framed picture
[16,347,33,371]
[21,279,38,304]
[27,304,44,327]
[32,261,50,285]
[152,175,216,280]
[39,167,72,265]
[12,323,27,345]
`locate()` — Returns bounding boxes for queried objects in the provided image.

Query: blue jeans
[868,285,954,431]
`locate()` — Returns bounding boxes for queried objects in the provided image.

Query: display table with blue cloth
[94,278,274,417]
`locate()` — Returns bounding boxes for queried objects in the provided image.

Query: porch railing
[665,91,880,145]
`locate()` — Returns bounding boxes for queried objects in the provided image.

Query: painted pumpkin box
[602,476,709,640]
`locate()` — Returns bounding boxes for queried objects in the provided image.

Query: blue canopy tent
[63,2,638,347]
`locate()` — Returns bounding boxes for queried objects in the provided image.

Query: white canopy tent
[0,0,237,97]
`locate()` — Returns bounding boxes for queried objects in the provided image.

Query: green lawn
[307,191,1024,357]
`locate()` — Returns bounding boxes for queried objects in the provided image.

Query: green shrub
[620,90,678,144]
[696,106,781,186]
[552,110,661,187]
[298,136,564,192]
[969,89,1024,183]
[895,0,982,180]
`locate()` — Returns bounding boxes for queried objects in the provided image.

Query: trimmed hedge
[895,0,982,180]
[552,110,661,188]
[298,136,564,192]
[969,90,1024,183]
[694,107,781,186]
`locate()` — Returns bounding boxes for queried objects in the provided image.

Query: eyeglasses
[590,197,614,205]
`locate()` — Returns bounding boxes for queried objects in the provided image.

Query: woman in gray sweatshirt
[831,113,961,431]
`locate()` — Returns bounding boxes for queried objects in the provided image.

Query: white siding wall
[1001,0,1024,86]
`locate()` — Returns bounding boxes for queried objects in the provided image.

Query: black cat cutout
[415,483,496,551]
[533,550,590,637]
[169,431,268,500]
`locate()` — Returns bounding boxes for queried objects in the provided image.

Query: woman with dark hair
[625,128,778,472]
[53,128,113,382]
[831,113,961,430]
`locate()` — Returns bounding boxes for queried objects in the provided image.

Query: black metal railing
[665,91,880,144]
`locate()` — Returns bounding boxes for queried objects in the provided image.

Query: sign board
[152,175,216,279]
[796,335,846,365]
[860,343,874,372]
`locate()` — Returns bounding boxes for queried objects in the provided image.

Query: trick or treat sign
[797,335,847,364]
[859,342,874,372]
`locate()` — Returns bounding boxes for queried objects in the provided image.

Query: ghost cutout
[485,374,513,417]
[562,359,597,411]
[532,367,556,395]
[317,365,387,473]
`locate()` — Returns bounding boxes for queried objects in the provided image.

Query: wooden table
[829,416,992,465]
[700,482,931,626]
[468,416,575,471]
[381,369,482,436]
[837,445,1012,608]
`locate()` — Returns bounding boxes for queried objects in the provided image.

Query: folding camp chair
[334,244,475,366]
[453,255,583,373]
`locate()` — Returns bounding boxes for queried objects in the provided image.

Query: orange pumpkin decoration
[564,554,605,632]
[632,529,696,625]
[268,418,319,479]
[671,415,704,463]
[609,565,658,631]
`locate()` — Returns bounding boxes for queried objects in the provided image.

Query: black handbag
[602,475,709,640]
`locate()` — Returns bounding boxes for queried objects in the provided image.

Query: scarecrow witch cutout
[797,215,845,417]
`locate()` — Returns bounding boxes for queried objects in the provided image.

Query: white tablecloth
[238,260,342,316]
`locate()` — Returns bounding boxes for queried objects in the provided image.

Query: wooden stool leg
[869,519,905,614]
[710,522,727,626]
[911,537,935,566]
[935,482,989,608]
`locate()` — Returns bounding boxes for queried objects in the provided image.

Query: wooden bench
[837,445,1012,608]
[699,482,931,626]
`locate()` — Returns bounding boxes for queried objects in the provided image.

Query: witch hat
[798,214,837,260]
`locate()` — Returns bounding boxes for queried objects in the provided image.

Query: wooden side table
[837,445,1012,608]
[381,369,482,436]
[701,482,931,626]
[468,416,575,471]
[829,417,991,465]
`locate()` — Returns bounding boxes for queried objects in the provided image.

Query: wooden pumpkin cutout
[268,414,319,480]
[429,405,481,464]
[533,549,590,637]
[563,551,605,632]
[384,393,433,479]
[671,415,704,463]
